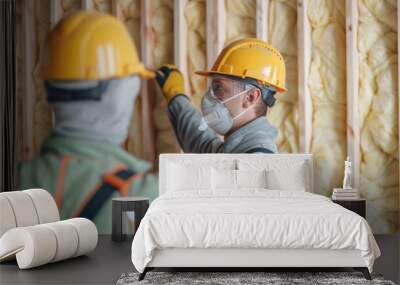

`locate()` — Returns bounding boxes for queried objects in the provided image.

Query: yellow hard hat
[42,11,154,81]
[195,38,286,93]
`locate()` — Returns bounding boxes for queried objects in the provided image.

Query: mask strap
[220,88,250,104]
[224,86,257,120]
[232,104,256,121]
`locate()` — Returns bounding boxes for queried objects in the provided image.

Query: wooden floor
[0,235,398,285]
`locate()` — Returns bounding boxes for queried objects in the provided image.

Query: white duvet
[131,190,380,273]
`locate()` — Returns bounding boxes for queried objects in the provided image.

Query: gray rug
[116,271,396,285]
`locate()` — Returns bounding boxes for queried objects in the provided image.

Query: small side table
[112,197,149,242]
[332,198,366,218]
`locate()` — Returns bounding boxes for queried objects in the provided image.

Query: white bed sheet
[131,190,380,273]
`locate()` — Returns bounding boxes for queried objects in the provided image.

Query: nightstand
[112,197,149,242]
[332,199,366,218]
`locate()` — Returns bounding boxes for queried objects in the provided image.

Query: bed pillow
[236,170,267,189]
[167,163,212,191]
[237,158,309,191]
[212,168,237,190]
[266,164,307,191]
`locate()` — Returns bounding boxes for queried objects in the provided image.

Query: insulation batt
[185,0,207,109]
[267,0,299,153]
[92,0,111,13]
[358,0,398,233]
[307,0,347,201]
[117,0,145,159]
[117,0,141,51]
[151,0,179,154]
[61,0,81,17]
[225,0,256,44]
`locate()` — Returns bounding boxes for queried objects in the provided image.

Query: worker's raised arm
[155,65,223,153]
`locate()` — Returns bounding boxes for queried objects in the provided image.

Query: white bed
[131,154,380,280]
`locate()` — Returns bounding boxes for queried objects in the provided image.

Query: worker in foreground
[155,38,286,153]
[19,11,158,233]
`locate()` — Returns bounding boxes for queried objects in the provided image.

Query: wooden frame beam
[174,0,188,153]
[81,0,93,10]
[206,0,225,68]
[397,0,400,225]
[50,0,64,128]
[174,0,189,93]
[345,0,360,189]
[21,0,36,160]
[50,0,63,28]
[297,0,312,153]
[111,0,123,19]
[256,0,269,42]
[140,0,157,165]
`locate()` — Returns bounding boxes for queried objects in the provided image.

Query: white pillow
[266,165,307,191]
[236,170,267,189]
[212,168,236,190]
[167,163,212,191]
[237,158,309,191]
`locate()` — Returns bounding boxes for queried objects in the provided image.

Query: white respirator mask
[199,85,255,135]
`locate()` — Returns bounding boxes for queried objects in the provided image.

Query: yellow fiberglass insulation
[116,0,144,159]
[92,0,111,13]
[151,0,178,154]
[60,0,81,17]
[307,0,347,197]
[358,0,398,233]
[185,0,207,109]
[267,0,299,153]
[225,0,256,45]
[116,0,141,51]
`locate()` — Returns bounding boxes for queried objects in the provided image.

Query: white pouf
[0,218,98,269]
[0,189,98,269]
[0,189,60,237]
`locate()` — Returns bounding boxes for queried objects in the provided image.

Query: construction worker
[155,38,286,153]
[18,11,158,234]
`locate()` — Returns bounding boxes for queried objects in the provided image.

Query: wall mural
[16,0,399,234]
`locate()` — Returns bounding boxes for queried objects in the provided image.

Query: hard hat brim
[139,68,156,80]
[195,70,287,93]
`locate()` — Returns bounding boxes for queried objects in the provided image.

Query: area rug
[116,271,396,285]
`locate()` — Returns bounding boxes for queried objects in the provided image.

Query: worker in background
[18,11,158,234]
[155,38,286,154]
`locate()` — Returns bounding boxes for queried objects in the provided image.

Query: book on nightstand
[332,188,360,200]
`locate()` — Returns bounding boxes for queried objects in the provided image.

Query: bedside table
[332,199,366,218]
[112,197,149,242]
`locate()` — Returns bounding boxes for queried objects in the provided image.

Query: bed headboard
[159,154,314,195]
